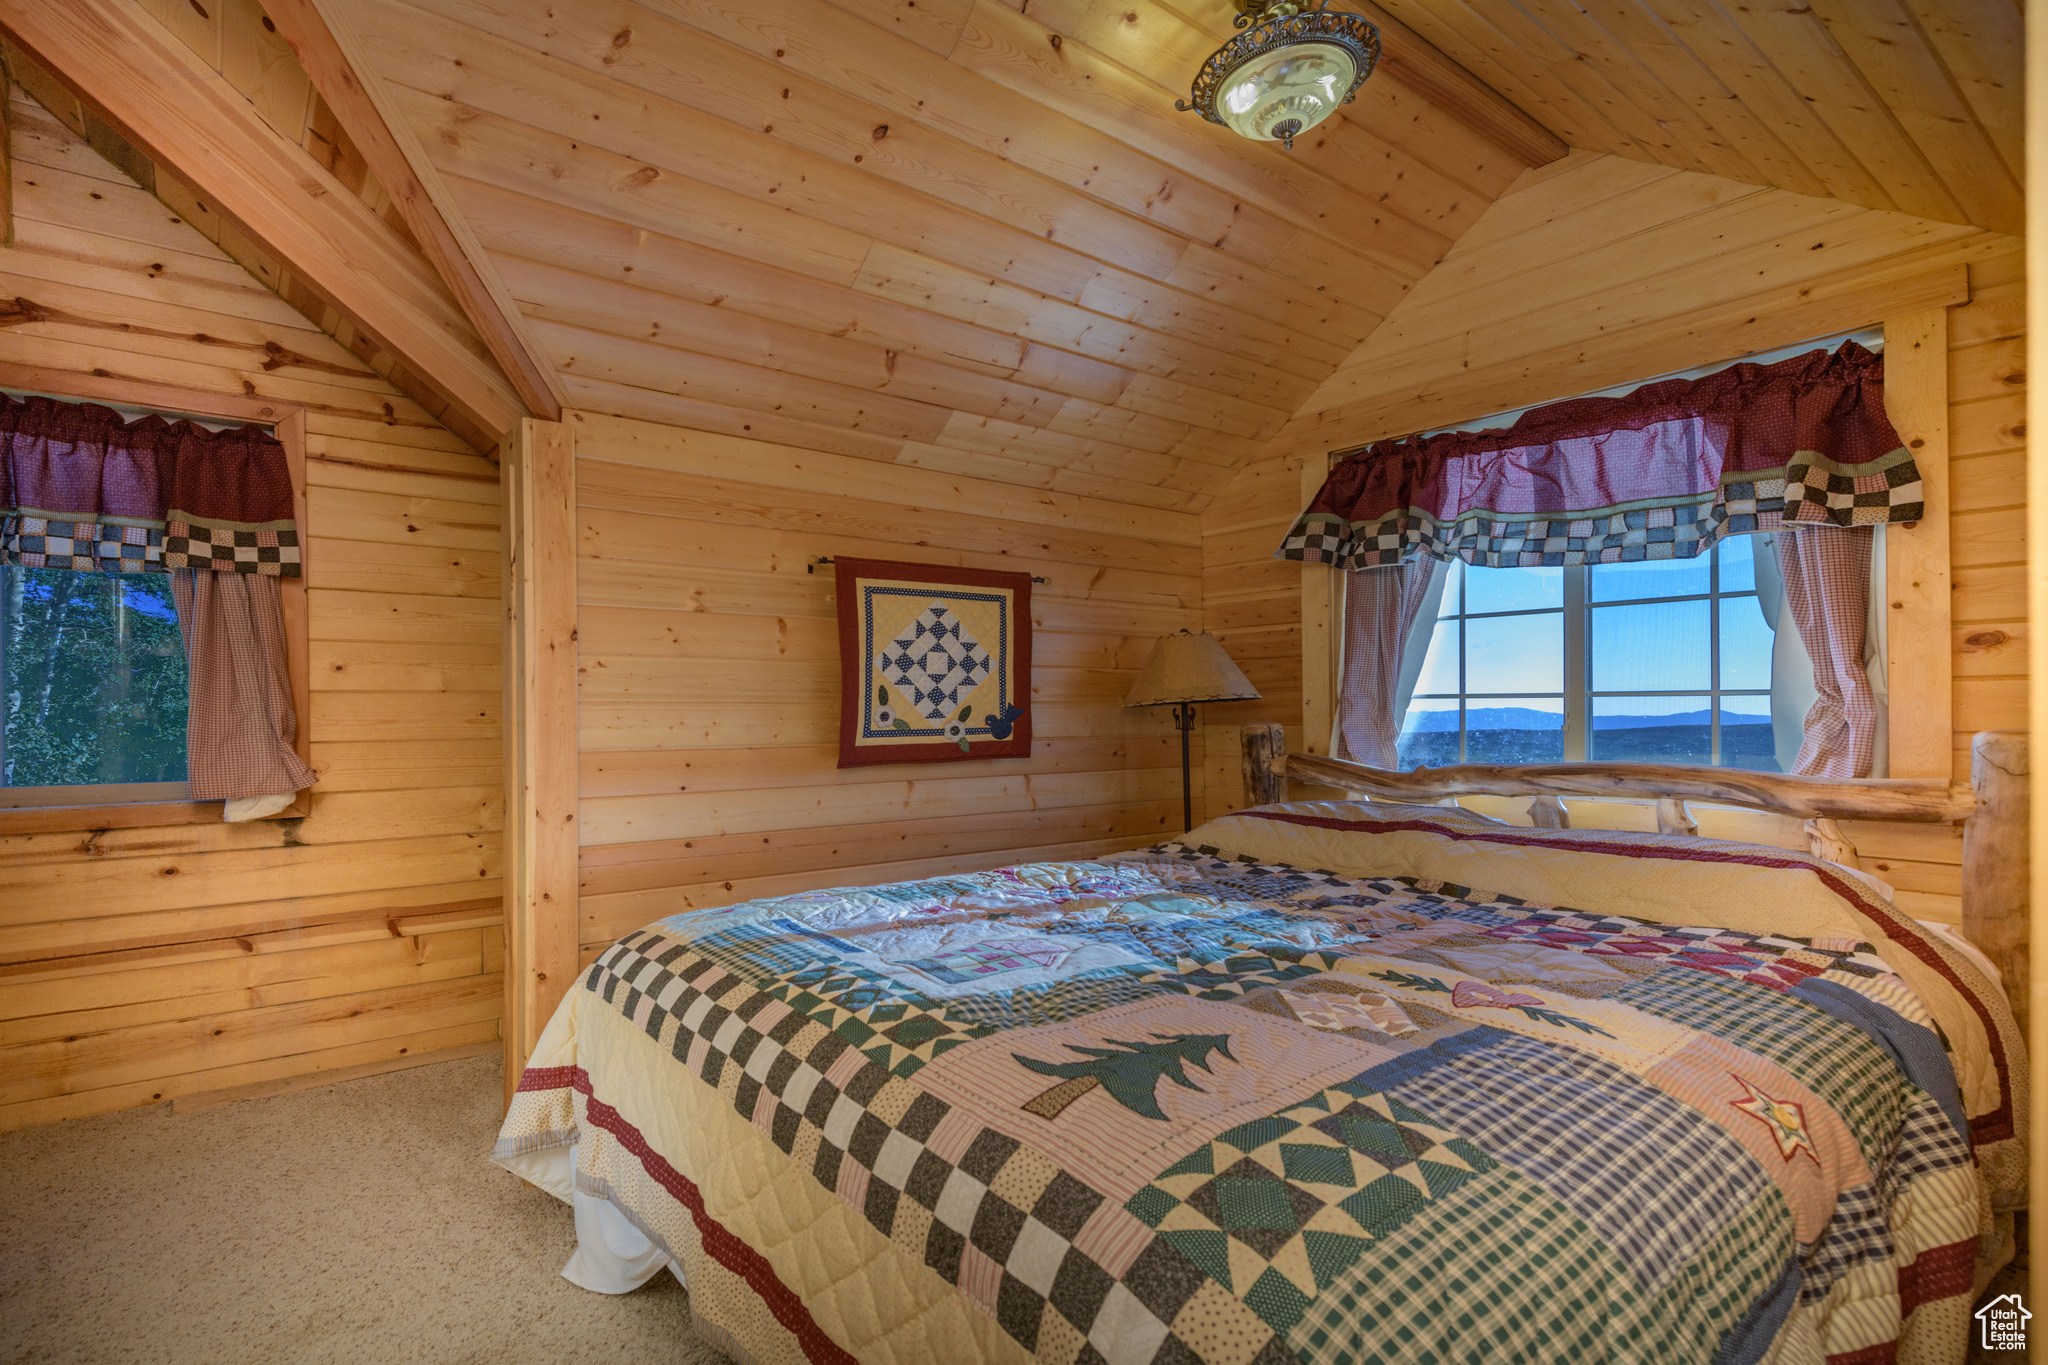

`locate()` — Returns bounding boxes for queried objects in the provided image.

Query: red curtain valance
[0,392,299,576]
[1278,342,1920,570]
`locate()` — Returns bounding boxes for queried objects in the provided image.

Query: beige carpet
[0,1055,726,1365]
[6,1053,2027,1364]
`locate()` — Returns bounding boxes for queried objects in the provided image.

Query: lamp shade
[1125,630,1262,707]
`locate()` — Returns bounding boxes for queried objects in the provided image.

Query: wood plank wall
[1199,153,2024,926]
[569,410,1200,962]
[0,88,503,1130]
[3,5,507,454]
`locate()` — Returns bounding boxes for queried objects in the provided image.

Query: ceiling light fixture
[1176,0,1381,150]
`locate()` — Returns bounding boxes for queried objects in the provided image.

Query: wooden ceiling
[1373,0,2023,238]
[319,0,1564,511]
[0,0,529,451]
[1280,149,2006,451]
[6,0,2022,502]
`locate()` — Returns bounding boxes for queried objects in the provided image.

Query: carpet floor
[3,1053,2028,1363]
[0,1055,725,1365]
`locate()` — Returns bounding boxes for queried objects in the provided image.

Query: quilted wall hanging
[835,557,1031,767]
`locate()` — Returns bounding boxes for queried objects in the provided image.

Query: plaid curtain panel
[1777,528,1880,779]
[1336,557,1435,767]
[170,570,317,800]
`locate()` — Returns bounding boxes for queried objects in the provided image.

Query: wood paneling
[1373,0,2022,237]
[1280,153,1999,453]
[1880,308,1954,780]
[0,86,502,1131]
[262,0,565,422]
[1,36,492,452]
[2025,11,2046,1322]
[300,0,1569,513]
[566,409,1197,966]
[500,417,577,1097]
[1200,154,2023,930]
[0,0,528,448]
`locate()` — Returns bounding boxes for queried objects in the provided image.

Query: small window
[0,565,189,800]
[0,374,310,828]
[1401,542,1783,772]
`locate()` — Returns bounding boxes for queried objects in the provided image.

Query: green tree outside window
[0,566,188,787]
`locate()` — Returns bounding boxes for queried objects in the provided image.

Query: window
[1400,541,1781,772]
[0,368,309,827]
[0,566,189,796]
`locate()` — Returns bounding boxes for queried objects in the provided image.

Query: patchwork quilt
[495,802,2027,1365]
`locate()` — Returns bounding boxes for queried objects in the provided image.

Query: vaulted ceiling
[1372,0,2023,237]
[0,0,2022,509]
[340,0,1569,512]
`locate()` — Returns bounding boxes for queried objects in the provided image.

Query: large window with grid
[1398,541,1779,771]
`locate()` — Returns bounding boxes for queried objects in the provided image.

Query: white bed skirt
[497,1142,686,1295]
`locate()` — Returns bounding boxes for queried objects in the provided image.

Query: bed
[494,730,2027,1365]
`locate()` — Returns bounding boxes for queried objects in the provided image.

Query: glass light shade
[1214,42,1357,145]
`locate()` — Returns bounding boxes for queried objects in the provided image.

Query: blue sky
[13,570,181,622]
[1412,550,1774,724]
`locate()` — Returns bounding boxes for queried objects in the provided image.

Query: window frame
[1408,548,1779,769]
[0,363,310,834]
[1301,308,1953,785]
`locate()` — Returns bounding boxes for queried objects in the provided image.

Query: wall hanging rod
[808,556,1046,583]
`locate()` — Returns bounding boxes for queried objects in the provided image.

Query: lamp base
[1173,701,1197,832]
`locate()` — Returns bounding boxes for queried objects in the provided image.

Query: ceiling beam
[0,0,527,446]
[263,0,564,423]
[1349,1,1568,170]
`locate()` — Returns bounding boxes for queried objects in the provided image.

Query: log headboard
[1238,725,2030,1033]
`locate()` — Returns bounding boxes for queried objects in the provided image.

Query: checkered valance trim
[163,513,301,576]
[2,510,300,576]
[2,513,163,572]
[1278,452,1923,570]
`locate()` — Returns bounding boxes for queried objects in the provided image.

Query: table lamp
[1126,629,1262,832]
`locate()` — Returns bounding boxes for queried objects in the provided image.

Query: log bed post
[1962,731,2028,1035]
[1242,722,1287,809]
[1654,797,1698,838]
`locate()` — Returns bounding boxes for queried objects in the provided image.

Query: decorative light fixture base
[1175,2,1381,150]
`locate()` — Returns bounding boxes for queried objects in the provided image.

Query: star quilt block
[835,556,1031,766]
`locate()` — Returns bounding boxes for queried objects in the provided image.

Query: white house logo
[1976,1293,2030,1351]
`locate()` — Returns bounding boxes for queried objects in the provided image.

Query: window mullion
[1709,547,1721,766]
[1456,600,1468,765]
[1563,566,1587,761]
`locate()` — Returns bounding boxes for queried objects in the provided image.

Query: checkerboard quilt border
[584,931,1290,1365]
[553,839,1989,1365]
